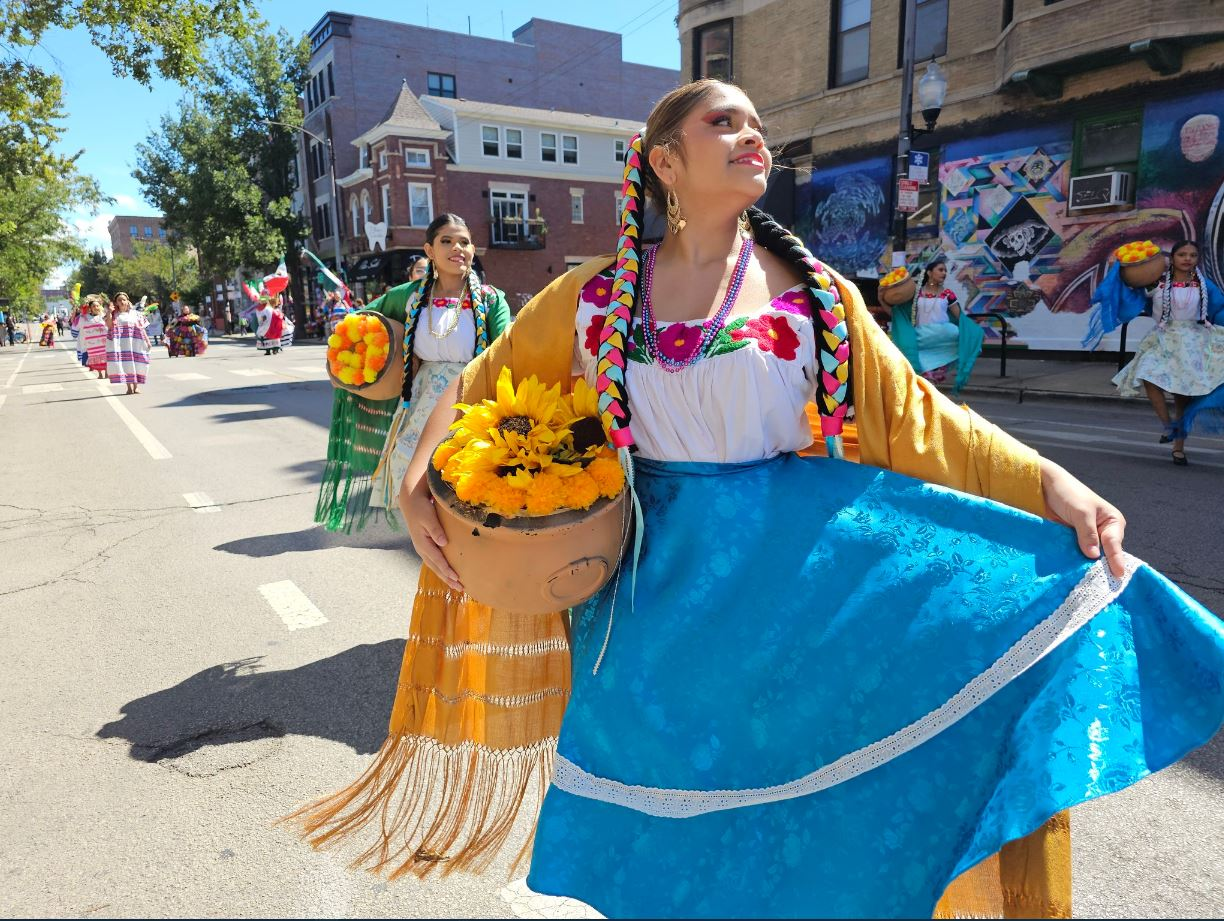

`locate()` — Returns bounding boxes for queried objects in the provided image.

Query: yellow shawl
[291,257,1069,917]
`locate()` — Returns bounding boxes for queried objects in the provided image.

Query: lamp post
[890,0,948,270]
[262,119,344,279]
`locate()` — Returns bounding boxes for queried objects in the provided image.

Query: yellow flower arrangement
[434,367,626,517]
[880,267,909,288]
[1115,240,1161,264]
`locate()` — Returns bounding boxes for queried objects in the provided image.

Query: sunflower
[445,367,573,467]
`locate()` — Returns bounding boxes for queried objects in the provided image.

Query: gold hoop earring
[665,188,687,235]
[739,211,751,236]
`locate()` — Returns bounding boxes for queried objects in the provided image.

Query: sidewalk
[940,352,1142,405]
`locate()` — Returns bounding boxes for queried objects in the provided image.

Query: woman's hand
[399,470,464,591]
[1040,457,1128,577]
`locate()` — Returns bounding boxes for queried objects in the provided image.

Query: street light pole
[891,0,919,271]
[262,119,344,278]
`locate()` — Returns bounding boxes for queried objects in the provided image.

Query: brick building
[297,12,678,292]
[107,215,167,259]
[679,0,1224,350]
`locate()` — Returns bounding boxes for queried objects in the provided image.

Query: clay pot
[327,310,405,401]
[427,461,630,614]
[879,275,917,307]
[1120,253,1168,289]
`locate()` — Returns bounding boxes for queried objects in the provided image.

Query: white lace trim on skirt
[552,554,1141,818]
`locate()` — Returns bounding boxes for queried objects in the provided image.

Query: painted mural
[795,158,891,279]
[796,87,1224,350]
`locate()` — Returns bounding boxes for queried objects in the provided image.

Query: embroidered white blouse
[574,270,818,464]
[914,289,957,326]
[1149,282,1203,323]
[413,296,477,363]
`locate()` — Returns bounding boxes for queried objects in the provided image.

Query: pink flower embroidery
[581,275,614,309]
[771,288,811,317]
[731,314,800,361]
[584,314,606,356]
[657,322,702,363]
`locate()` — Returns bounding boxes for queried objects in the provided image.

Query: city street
[1,338,1221,918]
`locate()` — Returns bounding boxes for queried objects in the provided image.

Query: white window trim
[614,139,626,162]
[378,148,389,170]
[361,190,372,226]
[505,127,524,160]
[570,188,585,224]
[380,184,392,225]
[407,182,434,228]
[561,133,579,166]
[540,131,558,163]
[481,124,502,158]
[404,147,431,168]
[488,180,531,195]
[350,195,360,235]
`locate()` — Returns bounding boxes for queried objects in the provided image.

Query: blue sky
[43,0,680,280]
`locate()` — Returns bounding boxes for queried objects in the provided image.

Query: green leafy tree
[135,25,312,325]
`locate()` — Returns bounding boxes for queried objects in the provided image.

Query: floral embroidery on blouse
[578,269,809,366]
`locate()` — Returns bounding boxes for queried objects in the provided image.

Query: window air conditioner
[1067,170,1134,211]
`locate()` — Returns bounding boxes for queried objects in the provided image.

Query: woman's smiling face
[651,84,771,212]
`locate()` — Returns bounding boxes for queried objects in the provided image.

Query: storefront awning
[351,254,387,281]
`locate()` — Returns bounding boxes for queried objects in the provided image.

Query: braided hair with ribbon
[1156,240,1211,330]
[596,133,853,458]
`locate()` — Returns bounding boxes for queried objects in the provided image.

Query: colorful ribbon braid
[400,264,432,404]
[745,208,852,458]
[597,132,644,449]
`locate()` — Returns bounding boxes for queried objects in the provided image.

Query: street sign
[908,150,930,183]
[897,179,920,213]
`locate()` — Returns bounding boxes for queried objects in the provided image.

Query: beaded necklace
[640,236,754,372]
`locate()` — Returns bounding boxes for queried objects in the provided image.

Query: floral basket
[1115,240,1167,289]
[427,367,629,614]
[878,267,916,307]
[326,310,405,400]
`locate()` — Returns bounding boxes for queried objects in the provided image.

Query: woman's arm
[946,292,961,322]
[397,376,464,590]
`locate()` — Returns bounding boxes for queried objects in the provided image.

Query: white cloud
[112,193,139,209]
[71,211,114,256]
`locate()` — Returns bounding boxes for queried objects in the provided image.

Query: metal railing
[970,311,1011,378]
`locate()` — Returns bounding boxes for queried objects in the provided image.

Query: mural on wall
[795,89,1224,348]
[795,158,891,278]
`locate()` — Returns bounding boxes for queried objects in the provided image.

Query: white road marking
[2,346,32,388]
[292,365,325,374]
[182,492,221,513]
[258,581,328,631]
[22,383,64,394]
[93,381,173,460]
[0,394,6,411]
[167,372,210,381]
[231,368,275,377]
[1020,436,1224,469]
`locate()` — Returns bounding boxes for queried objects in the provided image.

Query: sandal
[1172,450,1189,466]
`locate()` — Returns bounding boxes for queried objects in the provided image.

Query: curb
[945,384,1146,408]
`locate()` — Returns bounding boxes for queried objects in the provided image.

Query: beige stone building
[679,0,1224,350]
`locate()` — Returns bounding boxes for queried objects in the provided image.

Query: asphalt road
[0,338,1220,918]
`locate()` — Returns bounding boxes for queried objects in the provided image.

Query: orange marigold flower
[562,472,601,510]
[526,472,567,516]
[586,456,625,498]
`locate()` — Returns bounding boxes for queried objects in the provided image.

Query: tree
[1,0,256,184]
[134,25,312,325]
[68,242,201,307]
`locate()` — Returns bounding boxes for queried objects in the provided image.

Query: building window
[831,0,871,87]
[129,226,137,237]
[378,148,388,170]
[614,191,625,224]
[693,19,733,81]
[144,226,153,237]
[381,185,392,225]
[482,125,501,157]
[1002,0,1014,27]
[562,134,578,165]
[314,204,332,239]
[159,227,166,239]
[506,128,523,159]
[359,146,369,169]
[913,0,948,61]
[541,132,557,162]
[362,190,372,227]
[490,190,529,245]
[408,183,433,227]
[427,71,457,98]
[351,195,360,236]
[570,190,584,224]
[404,147,430,168]
[327,62,335,97]
[1073,110,1143,176]
[614,139,626,162]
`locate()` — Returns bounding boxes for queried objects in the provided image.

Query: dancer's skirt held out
[524,453,1224,919]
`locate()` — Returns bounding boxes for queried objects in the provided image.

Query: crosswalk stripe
[258,580,328,631]
[167,372,210,381]
[231,368,276,377]
[182,491,221,513]
[21,383,62,394]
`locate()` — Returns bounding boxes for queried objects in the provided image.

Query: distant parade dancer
[106,292,151,395]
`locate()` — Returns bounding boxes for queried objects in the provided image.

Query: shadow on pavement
[97,641,404,758]
[157,381,332,430]
[214,523,407,558]
[1183,728,1224,785]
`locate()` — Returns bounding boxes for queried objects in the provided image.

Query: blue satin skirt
[525,453,1224,918]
